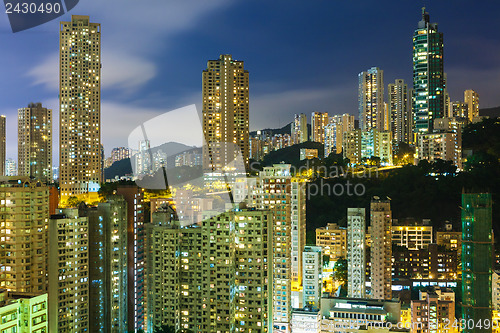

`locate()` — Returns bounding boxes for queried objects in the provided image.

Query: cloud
[27,51,157,93]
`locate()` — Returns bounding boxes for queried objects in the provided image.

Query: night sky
[1,0,499,164]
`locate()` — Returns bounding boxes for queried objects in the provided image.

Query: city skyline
[1,2,500,163]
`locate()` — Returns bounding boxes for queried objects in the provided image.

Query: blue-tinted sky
[1,0,499,163]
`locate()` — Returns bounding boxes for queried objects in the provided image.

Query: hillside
[479,106,500,118]
[105,142,200,180]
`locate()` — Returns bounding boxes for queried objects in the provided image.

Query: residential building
[59,15,101,200]
[299,148,318,160]
[388,79,411,144]
[146,207,272,332]
[311,112,329,143]
[0,291,48,333]
[111,147,130,164]
[343,129,392,165]
[48,209,89,332]
[302,246,323,309]
[391,221,433,250]
[370,198,392,300]
[85,196,128,333]
[202,54,249,170]
[347,208,366,299]
[316,223,347,261]
[462,193,493,332]
[412,7,445,135]
[464,89,479,122]
[292,113,308,144]
[493,271,500,311]
[410,287,456,333]
[116,186,145,332]
[417,131,461,169]
[5,158,16,176]
[0,177,49,293]
[359,67,385,131]
[18,103,52,183]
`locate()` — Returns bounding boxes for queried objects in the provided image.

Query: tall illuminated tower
[370,197,392,300]
[347,208,366,298]
[59,15,101,200]
[18,103,52,183]
[202,54,249,170]
[388,80,411,144]
[462,193,492,333]
[412,7,445,136]
[311,112,329,143]
[359,67,384,131]
[464,89,479,122]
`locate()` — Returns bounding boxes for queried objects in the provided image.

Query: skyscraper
[388,79,411,144]
[48,208,89,332]
[59,15,101,200]
[0,115,5,176]
[347,208,366,299]
[359,67,384,131]
[311,112,329,143]
[202,54,249,170]
[464,89,480,122]
[412,7,445,136]
[302,246,323,309]
[18,102,52,183]
[370,197,392,300]
[116,185,145,333]
[462,193,493,333]
[85,196,128,333]
[292,113,308,144]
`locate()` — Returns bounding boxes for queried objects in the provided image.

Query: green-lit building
[412,7,445,137]
[462,193,493,333]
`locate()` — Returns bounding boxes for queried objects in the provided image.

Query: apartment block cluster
[247,8,486,171]
[0,7,496,333]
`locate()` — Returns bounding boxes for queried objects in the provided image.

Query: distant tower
[412,7,445,135]
[462,193,492,333]
[370,197,392,300]
[359,67,384,131]
[311,112,329,143]
[292,113,308,144]
[59,15,101,199]
[202,54,249,170]
[347,208,366,298]
[464,89,479,122]
[388,80,411,144]
[18,102,52,183]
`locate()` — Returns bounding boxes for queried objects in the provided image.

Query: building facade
[464,89,479,122]
[388,79,411,144]
[0,177,49,293]
[412,8,445,136]
[359,67,385,131]
[202,54,249,170]
[316,223,347,262]
[347,208,366,298]
[59,15,101,199]
[0,116,5,176]
[370,198,392,300]
[18,103,52,183]
[311,112,329,144]
[302,246,323,309]
[0,291,48,333]
[462,193,493,333]
[48,209,89,333]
